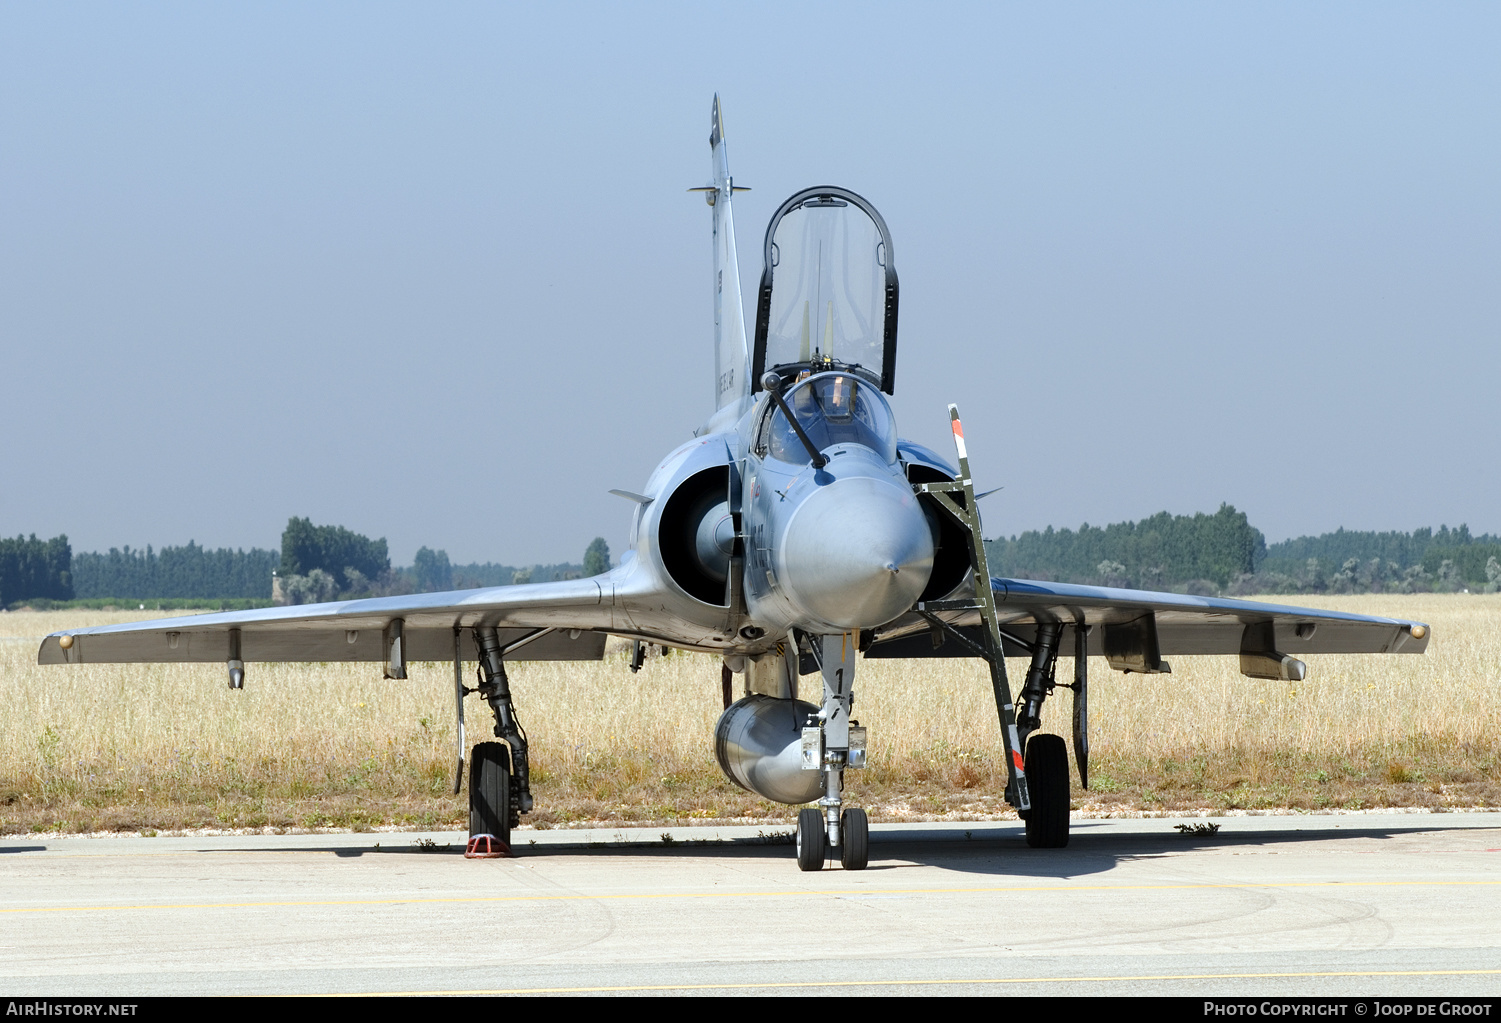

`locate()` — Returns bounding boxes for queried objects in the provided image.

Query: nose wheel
[796,806,869,871]
[840,807,869,870]
[796,808,825,870]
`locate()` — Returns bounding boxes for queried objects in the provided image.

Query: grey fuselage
[607,374,961,660]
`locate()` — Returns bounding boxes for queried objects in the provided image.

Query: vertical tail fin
[708,95,751,413]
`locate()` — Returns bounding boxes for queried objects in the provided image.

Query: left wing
[866,577,1430,679]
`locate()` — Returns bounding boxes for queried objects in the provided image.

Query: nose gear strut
[796,630,869,871]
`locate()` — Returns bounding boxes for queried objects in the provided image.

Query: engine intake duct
[658,465,733,606]
[906,464,972,602]
[714,695,824,805]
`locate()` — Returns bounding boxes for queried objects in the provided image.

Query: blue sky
[3,3,1497,563]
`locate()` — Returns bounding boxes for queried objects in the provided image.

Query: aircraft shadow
[847,819,1492,879]
[106,817,1492,876]
[496,818,1493,878]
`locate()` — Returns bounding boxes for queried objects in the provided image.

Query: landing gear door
[752,187,899,394]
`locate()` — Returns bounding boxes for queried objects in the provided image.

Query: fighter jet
[40,96,1431,871]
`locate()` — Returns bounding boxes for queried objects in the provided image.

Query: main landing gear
[459,626,538,856]
[909,404,1084,851]
[795,632,870,871]
[1014,620,1070,848]
[1023,733,1069,848]
[469,741,512,852]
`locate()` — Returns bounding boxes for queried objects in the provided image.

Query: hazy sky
[3,3,1497,565]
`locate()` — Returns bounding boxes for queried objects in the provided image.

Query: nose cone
[778,476,935,630]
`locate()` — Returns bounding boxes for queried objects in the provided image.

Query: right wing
[37,556,716,667]
[39,577,615,666]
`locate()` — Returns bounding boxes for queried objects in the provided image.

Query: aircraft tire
[469,741,512,846]
[796,808,826,871]
[840,807,869,870]
[1024,733,1070,849]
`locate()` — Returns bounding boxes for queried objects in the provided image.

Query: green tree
[984,504,1263,590]
[0,534,73,605]
[72,543,276,600]
[583,537,610,576]
[281,568,340,605]
[413,547,453,592]
[279,517,389,592]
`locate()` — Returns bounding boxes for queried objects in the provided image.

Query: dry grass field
[2,594,1497,835]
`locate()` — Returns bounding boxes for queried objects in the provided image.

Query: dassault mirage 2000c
[41,97,1431,871]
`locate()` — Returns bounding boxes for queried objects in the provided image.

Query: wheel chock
[464,833,510,859]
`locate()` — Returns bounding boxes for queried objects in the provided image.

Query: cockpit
[752,187,899,396]
[762,371,898,465]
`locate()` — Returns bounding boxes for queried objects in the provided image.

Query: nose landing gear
[795,804,870,870]
[795,632,870,870]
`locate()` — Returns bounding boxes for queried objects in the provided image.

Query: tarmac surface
[3,811,1500,997]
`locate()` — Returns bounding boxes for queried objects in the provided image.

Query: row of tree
[1259,525,1498,577]
[73,543,278,600]
[984,504,1265,590]
[985,510,1501,595]
[404,542,605,593]
[0,534,73,605]
[1230,548,1501,595]
[1238,525,1501,594]
[13,510,1496,606]
[2,521,611,606]
[272,521,610,605]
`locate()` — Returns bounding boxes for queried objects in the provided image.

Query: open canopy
[752,186,899,393]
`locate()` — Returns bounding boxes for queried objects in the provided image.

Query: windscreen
[762,199,888,383]
[767,373,898,464]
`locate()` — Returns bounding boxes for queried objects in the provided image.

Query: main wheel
[840,807,869,870]
[796,807,826,871]
[1024,733,1070,848]
[469,741,512,846]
